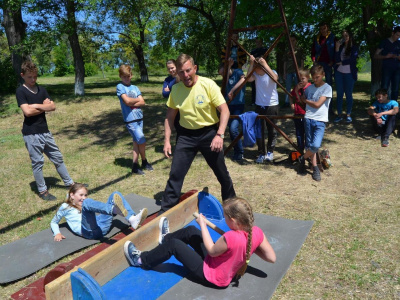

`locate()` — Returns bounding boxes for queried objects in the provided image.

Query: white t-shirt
[304,83,332,122]
[254,71,279,106]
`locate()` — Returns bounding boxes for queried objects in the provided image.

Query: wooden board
[44,192,200,300]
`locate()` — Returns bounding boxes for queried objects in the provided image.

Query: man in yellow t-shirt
[160,54,236,213]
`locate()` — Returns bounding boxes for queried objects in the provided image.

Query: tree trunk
[66,0,85,96]
[1,1,27,84]
[135,30,148,82]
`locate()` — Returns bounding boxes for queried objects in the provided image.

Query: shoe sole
[123,241,136,266]
[136,208,148,229]
[113,194,128,217]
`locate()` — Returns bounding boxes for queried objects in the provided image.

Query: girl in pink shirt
[124,197,276,287]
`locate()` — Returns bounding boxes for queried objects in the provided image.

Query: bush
[84,63,98,77]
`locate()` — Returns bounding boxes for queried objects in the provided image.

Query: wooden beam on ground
[45,192,200,300]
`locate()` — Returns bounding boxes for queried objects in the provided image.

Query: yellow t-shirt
[167,76,226,130]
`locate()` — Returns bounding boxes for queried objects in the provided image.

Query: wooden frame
[45,192,200,299]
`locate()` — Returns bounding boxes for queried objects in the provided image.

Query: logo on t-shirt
[127,90,137,98]
[195,95,205,107]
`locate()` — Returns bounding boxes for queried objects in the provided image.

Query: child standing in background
[51,184,147,241]
[16,61,81,201]
[298,64,332,181]
[290,68,311,152]
[117,65,153,175]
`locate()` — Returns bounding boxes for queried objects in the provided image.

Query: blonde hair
[298,67,310,78]
[65,183,88,212]
[223,197,254,278]
[119,64,132,77]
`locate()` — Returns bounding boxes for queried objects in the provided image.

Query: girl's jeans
[81,191,135,239]
[228,104,245,156]
[335,71,355,116]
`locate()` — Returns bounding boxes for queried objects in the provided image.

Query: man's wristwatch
[216,133,225,139]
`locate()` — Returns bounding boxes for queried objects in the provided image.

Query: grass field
[0,71,399,299]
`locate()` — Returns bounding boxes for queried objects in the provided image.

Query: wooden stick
[193,212,225,235]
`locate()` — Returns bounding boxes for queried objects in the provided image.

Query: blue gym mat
[100,214,313,300]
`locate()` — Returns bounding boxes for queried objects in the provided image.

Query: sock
[142,159,148,166]
[132,163,139,171]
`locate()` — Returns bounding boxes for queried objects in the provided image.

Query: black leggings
[140,226,218,286]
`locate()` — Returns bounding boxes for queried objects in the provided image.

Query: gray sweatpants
[23,132,73,193]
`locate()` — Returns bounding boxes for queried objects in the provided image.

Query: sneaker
[39,190,57,201]
[113,193,128,217]
[333,116,343,123]
[312,167,321,181]
[297,155,306,175]
[124,241,142,267]
[158,217,170,244]
[132,163,145,175]
[265,152,274,162]
[381,138,389,147]
[128,208,148,230]
[345,116,352,123]
[142,160,154,171]
[232,153,244,161]
[255,154,266,164]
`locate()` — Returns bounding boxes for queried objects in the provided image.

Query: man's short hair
[21,61,38,75]
[393,26,400,34]
[119,64,132,77]
[375,88,388,96]
[310,64,324,76]
[318,22,329,28]
[176,54,195,70]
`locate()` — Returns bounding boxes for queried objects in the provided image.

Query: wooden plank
[45,192,200,300]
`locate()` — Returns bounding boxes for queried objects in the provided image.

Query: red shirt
[291,82,311,115]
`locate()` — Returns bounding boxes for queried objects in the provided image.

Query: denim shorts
[126,120,146,144]
[305,118,326,153]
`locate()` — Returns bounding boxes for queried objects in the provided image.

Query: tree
[27,0,88,95]
[0,0,28,84]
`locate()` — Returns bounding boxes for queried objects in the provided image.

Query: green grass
[0,72,399,299]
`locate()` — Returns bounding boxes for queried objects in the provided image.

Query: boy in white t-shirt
[298,64,332,181]
[230,55,279,163]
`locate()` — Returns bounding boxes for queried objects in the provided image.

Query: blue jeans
[23,132,73,193]
[126,120,146,144]
[381,66,400,101]
[305,118,326,153]
[293,116,305,152]
[318,62,333,87]
[81,191,136,239]
[228,104,245,155]
[285,72,298,104]
[335,71,355,116]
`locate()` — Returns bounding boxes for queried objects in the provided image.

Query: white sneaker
[255,154,266,164]
[265,152,274,162]
[158,217,170,244]
[128,208,148,230]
